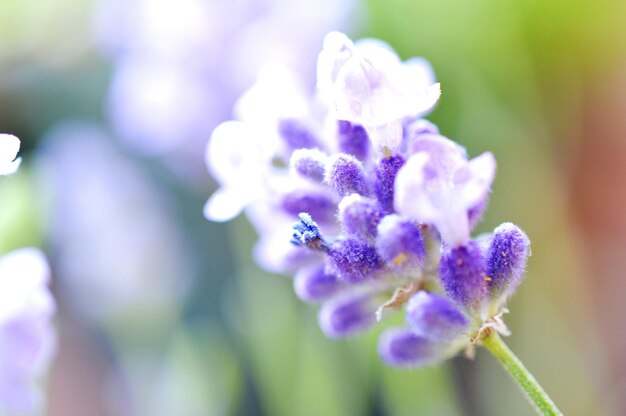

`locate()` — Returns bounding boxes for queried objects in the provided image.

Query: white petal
[455,152,496,209]
[206,121,254,186]
[394,153,440,222]
[317,31,354,94]
[0,134,21,175]
[404,57,437,86]
[203,188,247,222]
[407,133,467,176]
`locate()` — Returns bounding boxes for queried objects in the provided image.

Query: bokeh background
[1,0,625,414]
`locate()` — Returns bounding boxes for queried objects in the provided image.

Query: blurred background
[0,0,625,414]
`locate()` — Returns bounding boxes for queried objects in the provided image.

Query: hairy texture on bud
[337,194,382,239]
[376,215,425,269]
[406,291,468,342]
[290,148,327,182]
[327,238,383,283]
[374,155,404,214]
[294,265,342,302]
[325,153,369,197]
[318,291,381,338]
[282,191,336,224]
[378,328,443,368]
[485,222,530,299]
[439,241,487,310]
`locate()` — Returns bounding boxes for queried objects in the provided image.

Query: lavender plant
[205,32,562,415]
[0,134,56,413]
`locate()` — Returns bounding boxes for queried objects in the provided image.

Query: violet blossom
[35,122,191,323]
[0,248,55,413]
[204,32,531,369]
[96,0,355,178]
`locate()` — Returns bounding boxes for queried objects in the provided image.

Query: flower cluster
[205,32,530,368]
[0,134,55,411]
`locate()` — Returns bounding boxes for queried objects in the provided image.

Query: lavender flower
[0,248,55,413]
[204,32,532,370]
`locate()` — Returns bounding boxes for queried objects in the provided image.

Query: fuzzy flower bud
[290,148,328,182]
[376,215,425,270]
[374,155,405,214]
[327,238,383,283]
[377,328,443,368]
[318,291,383,338]
[406,291,468,342]
[325,153,369,197]
[294,265,342,303]
[337,194,382,239]
[439,241,488,310]
[485,222,530,300]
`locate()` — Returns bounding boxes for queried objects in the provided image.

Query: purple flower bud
[374,155,404,214]
[376,215,425,269]
[406,291,468,342]
[291,213,327,251]
[325,153,369,197]
[377,328,443,368]
[278,118,319,150]
[485,222,530,299]
[290,148,327,182]
[439,241,487,310]
[337,121,369,160]
[294,265,342,302]
[318,290,382,338]
[282,191,336,224]
[327,238,383,283]
[337,194,382,239]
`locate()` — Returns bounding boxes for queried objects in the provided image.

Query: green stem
[482,332,563,416]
